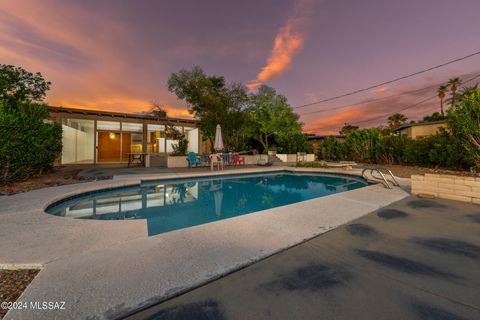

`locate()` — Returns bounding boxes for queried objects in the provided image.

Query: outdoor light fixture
[109,132,116,139]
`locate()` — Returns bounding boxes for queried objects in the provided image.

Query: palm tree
[459,84,479,98]
[387,113,408,129]
[448,77,462,107]
[437,85,448,117]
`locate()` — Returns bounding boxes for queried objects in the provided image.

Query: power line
[304,73,480,133]
[298,73,480,117]
[298,86,434,116]
[306,95,436,133]
[295,49,480,109]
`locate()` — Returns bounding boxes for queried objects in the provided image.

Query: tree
[147,102,189,155]
[387,113,408,129]
[456,84,479,104]
[0,64,51,103]
[437,85,448,117]
[167,67,249,151]
[422,111,444,122]
[447,77,462,107]
[150,102,168,120]
[447,88,480,167]
[340,123,359,135]
[0,65,62,184]
[246,85,304,152]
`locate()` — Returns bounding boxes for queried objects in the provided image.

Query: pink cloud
[247,0,312,90]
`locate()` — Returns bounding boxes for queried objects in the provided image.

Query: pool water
[46,172,367,236]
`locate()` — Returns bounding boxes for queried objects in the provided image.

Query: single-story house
[48,106,202,166]
[393,120,447,140]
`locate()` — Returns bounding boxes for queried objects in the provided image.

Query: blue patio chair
[187,152,202,168]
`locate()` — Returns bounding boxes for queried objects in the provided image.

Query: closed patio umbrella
[214,124,224,151]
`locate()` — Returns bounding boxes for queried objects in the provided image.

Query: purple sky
[1,0,479,133]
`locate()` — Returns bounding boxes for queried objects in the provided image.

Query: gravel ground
[0,269,40,319]
[0,167,107,195]
[358,163,477,178]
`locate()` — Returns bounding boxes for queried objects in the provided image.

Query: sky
[1,0,480,134]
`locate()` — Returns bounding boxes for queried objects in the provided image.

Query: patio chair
[187,152,202,168]
[202,154,211,167]
[210,154,224,171]
[232,153,245,166]
[221,153,233,166]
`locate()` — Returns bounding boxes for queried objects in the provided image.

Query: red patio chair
[233,153,245,166]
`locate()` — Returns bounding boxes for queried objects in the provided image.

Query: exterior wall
[167,155,264,168]
[243,155,263,165]
[398,123,447,140]
[411,173,480,204]
[167,156,189,168]
[398,127,413,137]
[410,123,447,139]
[276,154,315,162]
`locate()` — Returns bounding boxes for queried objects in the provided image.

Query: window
[97,121,120,131]
[147,124,166,153]
[122,122,143,132]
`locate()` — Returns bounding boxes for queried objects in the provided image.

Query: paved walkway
[127,196,480,320]
[1,167,409,319]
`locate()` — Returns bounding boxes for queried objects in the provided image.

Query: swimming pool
[45,171,368,236]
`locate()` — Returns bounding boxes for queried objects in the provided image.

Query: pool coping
[43,167,368,214]
[1,166,410,320]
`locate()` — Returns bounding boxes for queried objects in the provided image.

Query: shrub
[317,136,344,161]
[0,100,62,184]
[295,161,327,168]
[315,127,474,170]
[171,137,189,156]
[447,89,480,167]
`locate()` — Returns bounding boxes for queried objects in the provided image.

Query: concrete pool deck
[129,196,480,320]
[0,167,409,319]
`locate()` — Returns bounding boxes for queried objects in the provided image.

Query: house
[48,106,202,166]
[393,120,447,140]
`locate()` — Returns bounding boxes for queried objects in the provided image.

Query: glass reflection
[47,173,367,236]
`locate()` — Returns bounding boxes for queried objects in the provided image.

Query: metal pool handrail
[361,168,399,189]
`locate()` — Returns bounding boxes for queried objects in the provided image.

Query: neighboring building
[393,120,447,140]
[307,134,346,153]
[48,106,201,166]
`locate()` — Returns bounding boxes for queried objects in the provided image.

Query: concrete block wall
[411,173,480,204]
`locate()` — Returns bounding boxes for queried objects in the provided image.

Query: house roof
[307,134,346,140]
[48,106,199,126]
[393,120,446,132]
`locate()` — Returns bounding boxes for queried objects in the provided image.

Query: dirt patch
[358,164,478,179]
[0,269,40,319]
[0,167,109,195]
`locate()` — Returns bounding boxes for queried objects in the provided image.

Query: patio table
[127,153,147,167]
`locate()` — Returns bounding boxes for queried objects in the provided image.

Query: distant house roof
[393,120,446,132]
[307,134,346,141]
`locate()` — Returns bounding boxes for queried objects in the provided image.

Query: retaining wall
[411,173,480,204]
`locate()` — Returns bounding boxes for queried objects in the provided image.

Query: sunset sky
[1,0,480,133]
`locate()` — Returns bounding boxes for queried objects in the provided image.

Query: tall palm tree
[448,77,462,107]
[437,85,448,117]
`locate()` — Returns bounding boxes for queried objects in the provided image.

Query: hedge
[0,100,62,184]
[317,128,476,170]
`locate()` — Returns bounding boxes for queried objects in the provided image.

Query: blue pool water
[46,171,367,236]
